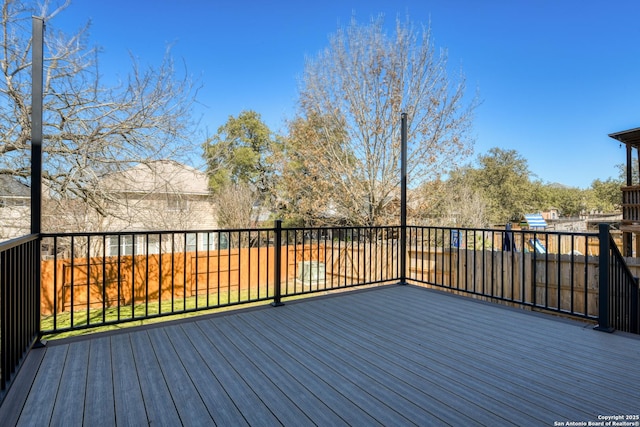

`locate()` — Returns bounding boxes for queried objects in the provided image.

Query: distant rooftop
[0,175,29,198]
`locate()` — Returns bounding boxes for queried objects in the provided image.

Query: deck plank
[146,327,215,425]
[211,316,350,426]
[291,291,566,423]
[50,340,90,426]
[195,316,381,427]
[212,315,369,426]
[110,334,148,426]
[200,319,313,425]
[245,302,491,426]
[382,287,640,412]
[83,336,116,427]
[239,309,452,426]
[0,346,46,427]
[163,324,249,427]
[129,330,182,426]
[350,286,640,417]
[183,321,281,427]
[16,344,67,427]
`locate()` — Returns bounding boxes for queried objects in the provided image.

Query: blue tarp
[522,214,547,229]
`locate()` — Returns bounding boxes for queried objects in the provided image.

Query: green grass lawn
[40,281,380,341]
[41,289,271,340]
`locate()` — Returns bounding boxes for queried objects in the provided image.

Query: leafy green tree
[203,110,277,196]
[587,178,621,212]
[541,184,586,217]
[472,148,534,224]
[616,161,639,186]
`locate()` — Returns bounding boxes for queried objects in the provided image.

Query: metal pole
[399,113,407,285]
[31,17,44,235]
[271,220,284,306]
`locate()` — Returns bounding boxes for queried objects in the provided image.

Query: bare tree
[285,15,477,226]
[0,0,200,231]
[437,183,489,228]
[215,182,258,230]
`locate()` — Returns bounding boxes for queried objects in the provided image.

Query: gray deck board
[16,344,67,427]
[239,307,477,426]
[214,315,383,426]
[83,336,115,427]
[50,340,90,426]
[182,321,280,427]
[296,292,575,423]
[0,345,46,427]
[211,316,349,426]
[110,333,148,426]
[264,300,523,425]
[203,319,313,425]
[387,291,640,411]
[2,284,640,426]
[164,324,248,426]
[146,327,215,425]
[129,330,182,426]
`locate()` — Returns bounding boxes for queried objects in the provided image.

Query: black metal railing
[2,220,640,411]
[407,226,600,320]
[40,223,400,334]
[597,223,640,333]
[0,234,41,394]
[3,222,636,350]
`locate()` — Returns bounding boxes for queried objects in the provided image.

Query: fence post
[271,220,284,307]
[595,223,614,332]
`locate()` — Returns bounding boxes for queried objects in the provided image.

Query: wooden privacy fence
[40,241,399,316]
[408,247,599,318]
[42,240,606,320]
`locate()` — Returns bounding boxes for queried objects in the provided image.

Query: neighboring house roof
[101,160,210,196]
[0,175,30,198]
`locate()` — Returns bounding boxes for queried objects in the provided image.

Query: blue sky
[52,0,640,188]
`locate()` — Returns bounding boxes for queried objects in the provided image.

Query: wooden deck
[1,284,639,426]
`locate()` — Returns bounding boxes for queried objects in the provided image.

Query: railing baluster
[237,231,241,303]
[145,234,149,317]
[159,233,163,315]
[183,232,187,312]
[228,232,232,303]
[194,233,199,309]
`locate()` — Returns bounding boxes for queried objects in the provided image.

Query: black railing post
[595,223,614,332]
[399,112,408,285]
[272,220,284,307]
[31,17,45,348]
